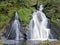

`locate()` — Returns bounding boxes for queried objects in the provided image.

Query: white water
[13,12,20,40]
[14,20,20,40]
[5,12,24,40]
[13,12,24,40]
[27,5,53,40]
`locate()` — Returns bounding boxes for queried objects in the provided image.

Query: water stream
[27,5,54,41]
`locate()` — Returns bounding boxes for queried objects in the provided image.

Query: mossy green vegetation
[37,41,60,45]
[18,7,35,26]
[43,0,60,28]
[0,43,3,45]
[0,0,60,29]
[26,41,60,45]
[0,0,36,27]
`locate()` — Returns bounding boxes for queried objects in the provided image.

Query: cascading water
[27,5,53,41]
[5,12,24,40]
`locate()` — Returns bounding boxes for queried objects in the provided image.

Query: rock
[1,24,9,34]
[57,19,60,21]
[0,31,2,37]
[0,31,3,39]
[51,23,60,39]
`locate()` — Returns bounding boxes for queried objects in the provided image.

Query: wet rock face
[51,23,60,39]
[0,31,2,37]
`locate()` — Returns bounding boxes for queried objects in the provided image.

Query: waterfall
[27,5,53,41]
[5,12,24,40]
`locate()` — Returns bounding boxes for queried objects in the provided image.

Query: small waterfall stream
[27,5,53,41]
[5,12,24,40]
[0,12,26,45]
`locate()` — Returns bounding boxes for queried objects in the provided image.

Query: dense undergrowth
[0,0,60,28]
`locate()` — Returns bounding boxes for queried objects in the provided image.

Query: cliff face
[0,0,60,29]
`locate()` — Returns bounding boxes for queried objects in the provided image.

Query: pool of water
[0,39,60,45]
[0,40,26,45]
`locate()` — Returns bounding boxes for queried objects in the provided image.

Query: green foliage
[17,0,37,7]
[0,14,9,27]
[0,0,35,27]
[43,0,60,28]
[0,0,60,28]
[18,7,34,26]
